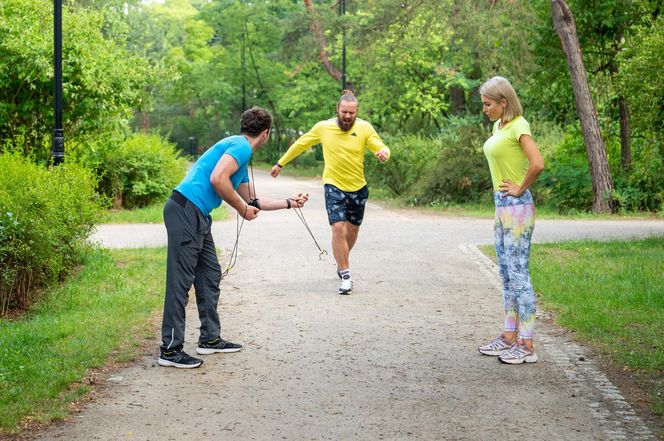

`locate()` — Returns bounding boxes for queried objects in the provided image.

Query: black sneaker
[196,338,243,355]
[158,346,203,369]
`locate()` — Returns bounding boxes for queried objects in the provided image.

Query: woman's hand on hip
[499,179,523,197]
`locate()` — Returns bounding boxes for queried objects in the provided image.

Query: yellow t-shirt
[278,118,390,192]
[483,116,531,191]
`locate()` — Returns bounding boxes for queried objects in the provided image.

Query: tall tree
[302,0,349,88]
[551,0,614,213]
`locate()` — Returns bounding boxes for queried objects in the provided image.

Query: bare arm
[210,154,259,220]
[252,193,310,211]
[238,181,310,211]
[499,134,545,197]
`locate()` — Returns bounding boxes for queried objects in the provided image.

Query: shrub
[288,147,322,169]
[365,133,443,197]
[612,136,664,213]
[413,117,492,205]
[0,152,104,315]
[537,125,594,212]
[90,133,188,209]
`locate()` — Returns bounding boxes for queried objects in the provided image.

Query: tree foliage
[616,16,664,135]
[1,0,661,213]
[0,0,155,160]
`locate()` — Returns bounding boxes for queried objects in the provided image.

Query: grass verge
[480,237,664,418]
[0,247,166,434]
[100,201,228,223]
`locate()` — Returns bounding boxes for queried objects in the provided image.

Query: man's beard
[337,116,356,132]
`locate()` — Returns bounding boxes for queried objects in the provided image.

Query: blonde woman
[477,76,544,364]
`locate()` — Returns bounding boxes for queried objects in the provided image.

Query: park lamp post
[51,0,65,166]
[339,0,347,91]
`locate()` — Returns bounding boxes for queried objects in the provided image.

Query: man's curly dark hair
[240,107,272,137]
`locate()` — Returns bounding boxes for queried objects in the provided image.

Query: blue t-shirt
[176,135,252,215]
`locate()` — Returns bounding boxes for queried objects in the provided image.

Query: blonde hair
[338,89,358,107]
[479,76,522,123]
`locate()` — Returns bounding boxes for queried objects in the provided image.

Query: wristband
[276,163,283,168]
[286,199,291,209]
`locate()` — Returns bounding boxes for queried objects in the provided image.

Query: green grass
[0,247,167,433]
[481,237,664,416]
[100,201,228,224]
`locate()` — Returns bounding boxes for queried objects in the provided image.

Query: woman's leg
[502,201,536,349]
[495,201,518,343]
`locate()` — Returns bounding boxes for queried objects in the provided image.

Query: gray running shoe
[478,336,513,356]
[499,342,538,364]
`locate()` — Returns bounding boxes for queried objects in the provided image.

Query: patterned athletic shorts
[324,184,369,226]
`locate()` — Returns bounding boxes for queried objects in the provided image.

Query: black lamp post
[339,0,347,91]
[51,0,65,166]
[241,23,247,111]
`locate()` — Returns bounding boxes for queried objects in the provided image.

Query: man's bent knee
[331,221,346,234]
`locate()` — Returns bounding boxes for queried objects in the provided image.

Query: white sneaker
[478,336,513,356]
[499,342,538,364]
[338,275,353,295]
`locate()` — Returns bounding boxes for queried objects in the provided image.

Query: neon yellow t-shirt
[483,116,531,191]
[278,118,389,192]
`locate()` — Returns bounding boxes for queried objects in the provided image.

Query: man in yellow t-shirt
[270,91,390,295]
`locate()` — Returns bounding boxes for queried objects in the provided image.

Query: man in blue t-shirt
[158,107,309,369]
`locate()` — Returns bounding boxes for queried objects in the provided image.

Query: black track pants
[160,193,222,350]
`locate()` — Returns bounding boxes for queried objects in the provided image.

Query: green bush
[365,133,443,197]
[412,117,492,205]
[89,133,188,209]
[0,152,104,315]
[288,147,322,169]
[537,126,594,212]
[613,137,664,213]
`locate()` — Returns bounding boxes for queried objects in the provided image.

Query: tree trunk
[141,112,149,134]
[303,0,352,89]
[618,96,631,171]
[449,86,465,115]
[609,29,632,173]
[551,0,614,213]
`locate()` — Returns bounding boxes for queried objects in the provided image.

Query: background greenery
[2,0,662,215]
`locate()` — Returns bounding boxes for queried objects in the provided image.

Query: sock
[339,269,351,280]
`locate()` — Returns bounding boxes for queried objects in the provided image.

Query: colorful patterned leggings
[493,190,536,339]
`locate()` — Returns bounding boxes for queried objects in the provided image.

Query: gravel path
[32,171,664,441]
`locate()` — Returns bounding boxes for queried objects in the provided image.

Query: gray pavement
[34,171,663,441]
